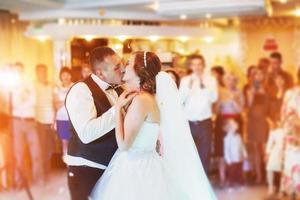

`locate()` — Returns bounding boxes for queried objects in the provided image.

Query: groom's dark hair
[90,46,116,72]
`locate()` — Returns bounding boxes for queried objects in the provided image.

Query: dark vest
[67,76,118,165]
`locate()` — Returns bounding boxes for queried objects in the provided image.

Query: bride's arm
[116,94,148,151]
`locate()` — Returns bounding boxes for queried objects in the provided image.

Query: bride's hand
[116,90,138,110]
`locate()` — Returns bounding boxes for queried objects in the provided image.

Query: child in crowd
[223,119,247,189]
[265,124,287,197]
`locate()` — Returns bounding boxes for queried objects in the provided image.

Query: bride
[90,51,217,200]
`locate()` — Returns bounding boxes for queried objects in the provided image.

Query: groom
[65,47,124,200]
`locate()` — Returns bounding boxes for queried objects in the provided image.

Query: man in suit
[65,47,126,200]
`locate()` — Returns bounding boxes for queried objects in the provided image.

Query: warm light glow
[203,36,214,43]
[178,48,185,54]
[267,6,273,17]
[83,35,96,42]
[0,67,21,89]
[178,36,189,43]
[36,35,50,42]
[148,36,160,42]
[113,44,123,50]
[279,0,287,3]
[180,14,187,20]
[205,13,212,19]
[149,0,159,10]
[58,18,66,25]
[295,8,300,17]
[117,35,128,42]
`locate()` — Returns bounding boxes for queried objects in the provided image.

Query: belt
[189,118,211,125]
[13,117,35,122]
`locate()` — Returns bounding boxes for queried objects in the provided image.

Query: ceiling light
[295,8,300,17]
[148,36,160,42]
[178,36,189,42]
[113,44,123,50]
[58,18,66,25]
[150,0,159,10]
[279,0,287,3]
[205,13,212,19]
[203,36,214,43]
[117,35,128,42]
[180,14,187,20]
[36,35,50,42]
[83,35,95,42]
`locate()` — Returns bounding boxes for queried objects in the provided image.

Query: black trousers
[189,118,213,174]
[228,162,244,185]
[68,166,104,200]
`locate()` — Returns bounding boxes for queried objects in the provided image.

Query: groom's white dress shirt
[65,74,118,169]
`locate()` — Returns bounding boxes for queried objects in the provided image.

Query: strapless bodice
[129,122,160,153]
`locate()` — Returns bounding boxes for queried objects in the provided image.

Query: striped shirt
[35,82,55,124]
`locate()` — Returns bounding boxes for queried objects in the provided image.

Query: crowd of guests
[172,52,300,199]
[0,63,92,188]
[0,50,299,199]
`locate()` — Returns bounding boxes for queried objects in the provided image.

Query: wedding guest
[266,52,293,97]
[257,57,270,75]
[265,126,286,197]
[35,64,55,181]
[214,72,244,187]
[245,67,270,184]
[81,64,92,80]
[179,54,218,173]
[280,68,300,197]
[268,72,289,128]
[211,66,225,88]
[54,67,73,158]
[243,65,256,97]
[165,68,180,88]
[11,62,42,187]
[223,119,247,188]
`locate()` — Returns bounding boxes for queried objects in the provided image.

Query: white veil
[156,72,217,200]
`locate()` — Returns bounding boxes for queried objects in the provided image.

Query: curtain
[0,11,54,81]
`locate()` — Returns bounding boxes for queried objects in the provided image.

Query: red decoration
[263,38,278,51]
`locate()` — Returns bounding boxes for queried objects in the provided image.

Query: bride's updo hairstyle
[133,51,161,94]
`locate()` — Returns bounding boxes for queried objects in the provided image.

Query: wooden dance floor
[0,170,271,200]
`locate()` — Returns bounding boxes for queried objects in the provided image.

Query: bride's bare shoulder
[131,92,154,106]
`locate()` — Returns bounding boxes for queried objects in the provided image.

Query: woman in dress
[268,72,289,128]
[215,72,244,187]
[245,67,270,184]
[54,67,73,157]
[281,68,300,197]
[91,51,216,200]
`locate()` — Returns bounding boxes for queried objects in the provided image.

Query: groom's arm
[66,83,116,144]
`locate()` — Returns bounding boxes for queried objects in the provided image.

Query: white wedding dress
[90,72,217,200]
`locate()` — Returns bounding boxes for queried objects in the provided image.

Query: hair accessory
[143,51,147,68]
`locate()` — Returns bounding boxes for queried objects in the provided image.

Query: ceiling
[0,0,265,21]
[0,0,299,21]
